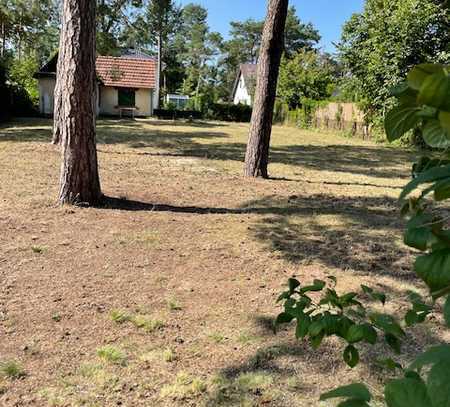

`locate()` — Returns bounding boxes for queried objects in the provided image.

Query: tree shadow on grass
[204,310,443,407]
[246,194,413,281]
[0,118,414,180]
[101,192,413,282]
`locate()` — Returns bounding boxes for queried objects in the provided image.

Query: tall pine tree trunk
[52,34,65,145]
[1,19,5,58]
[57,0,102,205]
[244,0,288,178]
[156,33,162,107]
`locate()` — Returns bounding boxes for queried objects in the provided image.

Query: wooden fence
[278,102,372,139]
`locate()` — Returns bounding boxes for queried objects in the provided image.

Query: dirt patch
[0,118,435,406]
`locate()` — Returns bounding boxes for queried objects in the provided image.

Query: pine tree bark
[57,0,102,206]
[156,33,162,107]
[244,0,288,178]
[52,32,65,145]
[1,19,5,58]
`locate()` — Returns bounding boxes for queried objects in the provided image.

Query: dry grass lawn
[0,118,447,406]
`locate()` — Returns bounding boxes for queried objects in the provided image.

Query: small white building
[232,63,257,106]
[35,53,160,117]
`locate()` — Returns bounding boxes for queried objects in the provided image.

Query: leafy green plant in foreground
[277,63,450,406]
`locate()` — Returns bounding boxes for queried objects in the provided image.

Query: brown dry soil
[0,118,447,407]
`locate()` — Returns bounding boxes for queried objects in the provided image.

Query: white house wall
[100,87,153,116]
[38,78,56,115]
[38,79,154,117]
[233,73,252,106]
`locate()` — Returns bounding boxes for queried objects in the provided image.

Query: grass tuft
[160,372,207,399]
[0,360,25,380]
[110,310,131,324]
[162,348,176,362]
[237,372,273,391]
[131,315,164,333]
[208,332,225,343]
[167,298,182,311]
[31,245,47,254]
[96,346,127,366]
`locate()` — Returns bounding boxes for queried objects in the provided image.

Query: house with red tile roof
[34,52,160,117]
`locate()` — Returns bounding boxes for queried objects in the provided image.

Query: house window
[118,88,136,107]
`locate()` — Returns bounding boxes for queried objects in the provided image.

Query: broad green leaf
[276,291,290,302]
[385,333,402,354]
[410,345,450,370]
[427,361,450,407]
[390,82,419,107]
[299,279,326,294]
[404,371,422,381]
[407,64,445,90]
[422,120,450,148]
[320,383,371,402]
[310,331,325,349]
[361,285,386,305]
[337,400,370,407]
[308,320,324,337]
[405,310,416,326]
[414,250,450,296]
[440,111,450,133]
[404,224,434,251]
[385,378,432,407]
[288,278,300,293]
[444,296,450,328]
[295,314,311,339]
[345,324,366,344]
[385,106,421,142]
[343,344,359,368]
[418,71,450,110]
[275,312,294,325]
[361,324,377,345]
[370,313,405,338]
[434,178,450,201]
[400,164,450,201]
[404,227,431,251]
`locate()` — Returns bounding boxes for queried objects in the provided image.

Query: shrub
[153,109,203,120]
[206,103,252,122]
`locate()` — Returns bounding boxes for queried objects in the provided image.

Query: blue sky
[178,0,365,53]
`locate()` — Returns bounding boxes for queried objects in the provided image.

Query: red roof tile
[96,56,157,89]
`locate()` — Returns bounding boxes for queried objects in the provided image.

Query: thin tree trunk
[156,32,162,107]
[1,19,5,58]
[52,16,66,145]
[57,0,102,206]
[244,0,288,178]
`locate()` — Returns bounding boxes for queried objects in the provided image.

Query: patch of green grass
[31,245,47,254]
[52,313,61,322]
[96,346,127,366]
[110,310,131,324]
[208,372,275,406]
[131,315,164,333]
[77,363,120,390]
[167,298,182,311]
[37,388,67,407]
[110,309,164,333]
[160,372,207,399]
[236,331,260,345]
[162,348,176,362]
[0,360,25,380]
[208,332,225,343]
[237,372,273,391]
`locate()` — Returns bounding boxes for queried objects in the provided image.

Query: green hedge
[206,103,252,122]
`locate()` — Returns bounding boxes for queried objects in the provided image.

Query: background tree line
[1,0,449,131]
